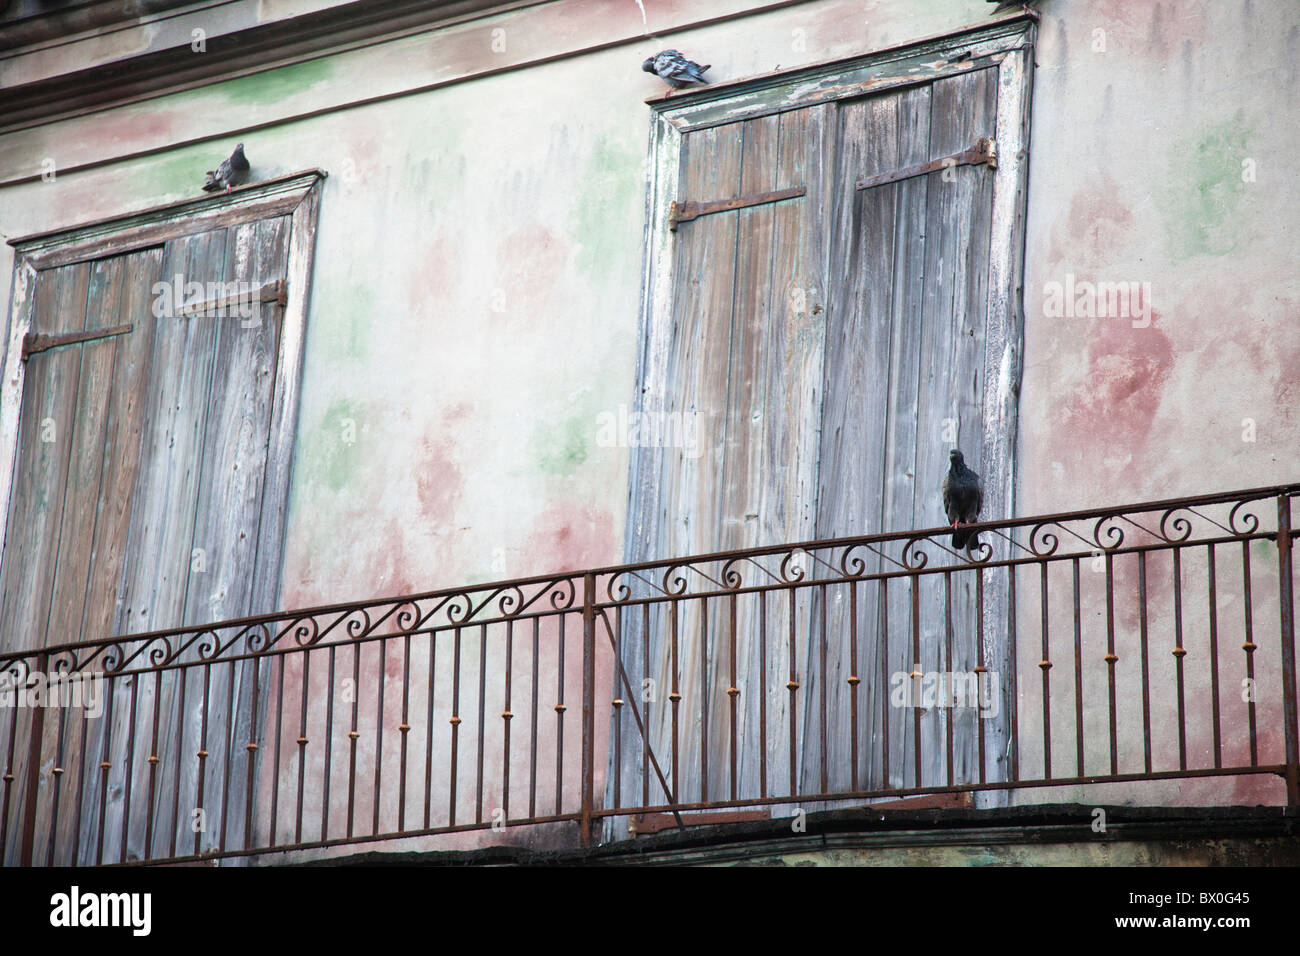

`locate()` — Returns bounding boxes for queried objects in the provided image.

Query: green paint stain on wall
[1163,119,1253,260]
[211,57,335,108]
[145,147,219,199]
[572,135,641,277]
[532,409,593,476]
[311,267,374,364]
[299,397,366,493]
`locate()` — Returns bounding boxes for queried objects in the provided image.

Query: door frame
[0,169,326,642]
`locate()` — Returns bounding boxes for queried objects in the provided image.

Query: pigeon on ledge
[642,50,711,89]
[203,143,250,193]
[987,0,1038,13]
[942,449,984,550]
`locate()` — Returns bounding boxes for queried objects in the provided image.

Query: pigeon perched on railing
[203,143,250,193]
[642,50,711,89]
[942,449,984,550]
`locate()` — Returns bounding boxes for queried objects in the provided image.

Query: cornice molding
[0,0,548,132]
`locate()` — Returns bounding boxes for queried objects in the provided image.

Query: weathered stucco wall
[1,0,1297,844]
[1011,0,1299,808]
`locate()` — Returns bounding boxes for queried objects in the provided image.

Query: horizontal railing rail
[2,484,1297,864]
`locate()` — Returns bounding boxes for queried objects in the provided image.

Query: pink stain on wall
[497,226,569,312]
[416,436,465,523]
[519,502,618,577]
[1048,177,1136,269]
[1084,0,1209,56]
[1059,310,1174,485]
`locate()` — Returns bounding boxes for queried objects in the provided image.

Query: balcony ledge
[286,804,1300,867]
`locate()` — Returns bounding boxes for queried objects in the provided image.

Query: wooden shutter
[0,218,289,648]
[814,68,1001,794]
[0,172,323,864]
[637,105,836,806]
[619,32,1030,817]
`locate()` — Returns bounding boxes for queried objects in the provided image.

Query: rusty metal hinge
[855,138,997,191]
[175,278,287,316]
[22,323,133,361]
[669,185,806,231]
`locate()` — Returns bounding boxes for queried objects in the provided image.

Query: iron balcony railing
[2,484,1298,865]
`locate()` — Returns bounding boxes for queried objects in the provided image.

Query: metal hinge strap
[855,138,996,190]
[22,323,133,361]
[669,186,806,231]
[175,278,287,316]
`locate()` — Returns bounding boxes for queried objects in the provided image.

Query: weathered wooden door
[0,173,323,864]
[0,220,287,650]
[616,25,1031,820]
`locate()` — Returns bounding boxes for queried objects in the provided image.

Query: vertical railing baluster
[1173,546,1188,771]
[18,652,48,867]
[1039,562,1052,780]
[700,595,709,803]
[643,601,652,809]
[1138,552,1152,773]
[580,572,596,846]
[45,669,70,865]
[849,580,860,792]
[475,625,486,826]
[502,620,513,824]
[1207,544,1222,769]
[728,591,738,803]
[1276,494,1300,805]
[1104,552,1119,776]
[974,567,987,785]
[881,578,890,789]
[298,648,314,843]
[1242,542,1258,765]
[1071,557,1084,777]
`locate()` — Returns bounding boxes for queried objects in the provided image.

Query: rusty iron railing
[2,484,1298,865]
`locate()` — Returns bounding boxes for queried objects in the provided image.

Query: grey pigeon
[642,49,710,89]
[942,449,984,550]
[203,143,250,193]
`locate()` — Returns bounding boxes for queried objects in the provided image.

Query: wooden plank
[44,256,128,648]
[977,44,1035,799]
[77,248,166,645]
[184,217,287,627]
[29,256,128,866]
[116,230,227,636]
[911,68,999,792]
[0,262,37,602]
[179,216,289,859]
[758,104,833,802]
[876,85,934,792]
[97,229,226,865]
[663,123,744,806]
[608,110,683,837]
[721,113,781,803]
[813,91,903,797]
[0,262,92,652]
[241,182,326,857]
[0,261,91,866]
[69,248,164,863]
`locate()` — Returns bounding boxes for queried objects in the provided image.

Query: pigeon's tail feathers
[953,527,970,550]
[202,173,220,192]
